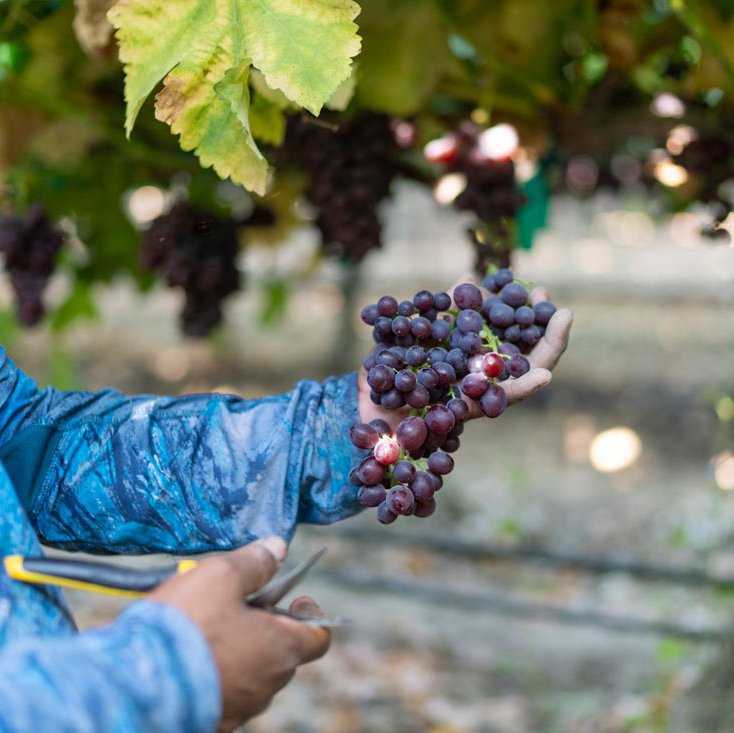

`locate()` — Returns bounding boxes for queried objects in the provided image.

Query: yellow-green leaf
[238,0,362,115]
[155,52,269,195]
[108,0,225,135]
[249,93,287,145]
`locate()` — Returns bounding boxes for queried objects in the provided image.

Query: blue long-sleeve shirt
[0,347,364,732]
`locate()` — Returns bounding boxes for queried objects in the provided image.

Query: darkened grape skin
[358,485,386,507]
[349,423,379,449]
[377,501,398,524]
[414,498,437,518]
[377,295,398,317]
[428,451,455,476]
[442,437,461,453]
[453,283,483,310]
[358,457,386,485]
[369,418,391,436]
[393,460,416,484]
[424,405,456,435]
[480,383,508,418]
[410,472,435,502]
[368,364,395,392]
[461,373,489,398]
[433,291,452,311]
[395,416,428,450]
[447,397,470,422]
[361,304,379,325]
[534,301,557,326]
[387,485,415,515]
[501,282,528,308]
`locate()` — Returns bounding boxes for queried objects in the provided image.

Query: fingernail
[257,536,287,563]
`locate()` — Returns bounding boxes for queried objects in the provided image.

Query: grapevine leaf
[250,68,294,109]
[108,0,224,135]
[238,0,362,115]
[249,93,286,145]
[155,53,269,195]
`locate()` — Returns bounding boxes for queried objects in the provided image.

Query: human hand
[148,538,331,732]
[357,274,573,426]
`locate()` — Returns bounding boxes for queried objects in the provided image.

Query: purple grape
[514,305,535,326]
[447,421,465,438]
[453,283,483,310]
[520,324,541,346]
[393,460,416,484]
[423,308,438,322]
[369,419,391,436]
[433,362,456,386]
[481,295,503,319]
[428,451,455,476]
[433,291,452,311]
[367,364,395,392]
[358,457,386,484]
[406,384,430,408]
[363,352,377,370]
[377,295,399,317]
[405,345,427,366]
[417,367,439,390]
[466,354,484,373]
[369,390,382,405]
[394,369,417,392]
[459,333,483,355]
[534,301,557,326]
[424,404,456,435]
[413,290,434,311]
[373,317,394,340]
[443,437,461,453]
[447,397,470,422]
[410,472,435,502]
[461,373,489,399]
[380,388,406,409]
[501,282,528,308]
[410,317,433,340]
[489,303,515,328]
[423,430,447,452]
[495,268,514,287]
[395,416,428,450]
[479,383,508,418]
[358,484,386,507]
[377,501,398,524]
[398,300,415,316]
[431,319,451,341]
[507,354,530,377]
[361,304,379,325]
[482,274,498,292]
[498,341,521,356]
[428,347,448,363]
[414,498,436,518]
[376,349,403,369]
[349,423,379,449]
[447,349,467,375]
[386,485,415,515]
[349,467,362,486]
[456,309,484,334]
[427,472,443,491]
[504,324,520,342]
[391,315,412,337]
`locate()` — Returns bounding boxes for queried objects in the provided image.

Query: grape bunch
[424,122,527,273]
[285,112,398,262]
[0,204,65,326]
[349,270,557,524]
[140,203,241,337]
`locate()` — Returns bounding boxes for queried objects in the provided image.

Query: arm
[0,601,220,733]
[0,348,365,554]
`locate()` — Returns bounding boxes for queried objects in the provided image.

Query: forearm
[0,601,219,733]
[0,346,364,552]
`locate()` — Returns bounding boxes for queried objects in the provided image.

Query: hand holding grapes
[352,270,573,523]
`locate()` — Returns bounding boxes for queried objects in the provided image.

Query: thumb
[223,536,288,596]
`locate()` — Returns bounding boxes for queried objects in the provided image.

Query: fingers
[526,307,573,371]
[500,367,552,405]
[220,536,287,596]
[284,596,331,664]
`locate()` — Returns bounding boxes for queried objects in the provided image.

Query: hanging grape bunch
[349,270,557,524]
[285,112,399,262]
[140,202,241,337]
[424,122,527,274]
[0,204,65,327]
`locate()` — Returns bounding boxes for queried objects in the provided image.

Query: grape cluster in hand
[0,204,64,326]
[141,203,240,337]
[285,112,398,262]
[349,271,557,524]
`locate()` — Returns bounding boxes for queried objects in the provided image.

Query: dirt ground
[7,188,734,732]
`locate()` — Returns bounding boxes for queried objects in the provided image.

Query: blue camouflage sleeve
[0,347,367,554]
[0,600,220,733]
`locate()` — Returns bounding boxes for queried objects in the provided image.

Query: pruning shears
[4,547,348,627]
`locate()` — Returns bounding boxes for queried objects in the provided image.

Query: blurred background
[2,1,734,732]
